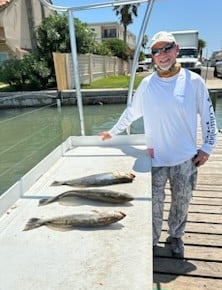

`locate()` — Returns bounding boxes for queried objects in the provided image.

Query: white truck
[171,30,202,74]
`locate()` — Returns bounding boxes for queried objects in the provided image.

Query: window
[103,28,117,38]
[178,49,198,58]
[0,53,8,66]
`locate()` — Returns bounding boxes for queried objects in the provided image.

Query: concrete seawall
[0,78,221,109]
[0,89,129,108]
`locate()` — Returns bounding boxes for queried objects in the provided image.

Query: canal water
[0,98,222,195]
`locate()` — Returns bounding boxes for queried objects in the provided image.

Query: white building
[88,22,136,50]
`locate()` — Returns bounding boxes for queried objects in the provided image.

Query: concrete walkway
[205,78,222,89]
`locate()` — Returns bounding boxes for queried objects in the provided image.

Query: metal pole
[204,48,209,82]
[127,0,155,106]
[39,0,150,12]
[126,0,155,134]
[68,9,85,135]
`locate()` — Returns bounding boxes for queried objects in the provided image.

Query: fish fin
[23,218,42,231]
[51,181,62,186]
[119,211,126,218]
[91,209,100,213]
[46,224,74,232]
[38,198,50,206]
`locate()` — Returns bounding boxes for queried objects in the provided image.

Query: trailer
[171,30,202,74]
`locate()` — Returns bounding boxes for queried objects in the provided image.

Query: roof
[0,0,13,9]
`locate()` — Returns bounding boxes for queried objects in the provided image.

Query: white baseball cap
[150,31,176,48]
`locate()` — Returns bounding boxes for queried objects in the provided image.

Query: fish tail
[23,218,43,231]
[38,192,70,206]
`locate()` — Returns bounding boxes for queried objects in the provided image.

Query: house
[88,22,136,50]
[0,0,53,65]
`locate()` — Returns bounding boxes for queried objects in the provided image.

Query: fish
[38,188,134,206]
[51,171,135,187]
[23,210,126,231]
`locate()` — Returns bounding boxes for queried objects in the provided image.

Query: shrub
[103,39,130,60]
[0,53,50,89]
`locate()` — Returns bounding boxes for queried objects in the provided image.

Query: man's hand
[98,131,112,141]
[192,150,209,167]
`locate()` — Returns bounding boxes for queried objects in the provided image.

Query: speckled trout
[51,171,135,187]
[23,210,126,231]
[39,189,134,206]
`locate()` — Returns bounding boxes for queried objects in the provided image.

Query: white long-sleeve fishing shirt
[109,68,218,167]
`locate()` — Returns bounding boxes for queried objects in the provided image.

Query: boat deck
[153,131,222,290]
[0,135,152,290]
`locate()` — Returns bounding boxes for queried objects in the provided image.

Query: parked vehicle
[210,51,222,67]
[136,62,149,72]
[171,30,202,74]
[214,60,222,78]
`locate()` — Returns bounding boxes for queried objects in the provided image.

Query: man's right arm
[98,131,112,141]
[98,79,146,141]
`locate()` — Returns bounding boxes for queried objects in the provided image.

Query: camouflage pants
[152,159,197,245]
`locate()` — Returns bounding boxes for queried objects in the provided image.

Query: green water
[0,104,131,194]
[0,98,221,195]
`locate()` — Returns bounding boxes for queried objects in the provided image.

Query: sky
[52,0,222,57]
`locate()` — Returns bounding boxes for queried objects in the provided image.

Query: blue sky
[52,0,222,57]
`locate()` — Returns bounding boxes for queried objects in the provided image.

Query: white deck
[0,135,152,290]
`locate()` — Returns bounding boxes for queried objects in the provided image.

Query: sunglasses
[151,43,175,56]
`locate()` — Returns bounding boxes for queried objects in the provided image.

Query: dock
[153,131,222,290]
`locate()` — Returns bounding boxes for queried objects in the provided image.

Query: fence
[53,52,130,90]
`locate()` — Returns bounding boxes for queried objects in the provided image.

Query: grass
[0,74,145,92]
[0,82,10,90]
[81,75,144,89]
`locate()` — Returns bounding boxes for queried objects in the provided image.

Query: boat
[0,1,155,289]
[0,134,152,289]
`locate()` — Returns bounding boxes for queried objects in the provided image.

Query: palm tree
[142,34,148,52]
[113,4,139,44]
[198,39,206,62]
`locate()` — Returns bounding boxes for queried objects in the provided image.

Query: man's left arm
[197,83,218,163]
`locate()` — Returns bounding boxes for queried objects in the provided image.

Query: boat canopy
[39,0,155,135]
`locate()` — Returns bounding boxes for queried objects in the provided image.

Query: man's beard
[155,62,181,77]
[156,62,176,72]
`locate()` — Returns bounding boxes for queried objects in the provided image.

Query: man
[99,31,218,256]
